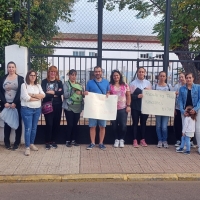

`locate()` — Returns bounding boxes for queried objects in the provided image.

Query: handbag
[42,100,53,114]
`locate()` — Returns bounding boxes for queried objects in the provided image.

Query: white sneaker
[176,145,186,150]
[114,139,119,148]
[30,144,38,151]
[175,140,181,147]
[119,139,124,148]
[190,141,196,148]
[25,147,30,156]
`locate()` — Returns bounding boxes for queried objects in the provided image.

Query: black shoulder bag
[93,79,104,94]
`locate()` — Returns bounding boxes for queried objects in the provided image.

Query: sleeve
[193,86,200,112]
[20,83,31,102]
[0,76,7,105]
[106,82,110,93]
[125,83,130,92]
[178,87,185,114]
[13,76,24,105]
[63,82,71,99]
[38,84,45,96]
[173,84,178,92]
[129,82,136,94]
[41,79,54,98]
[182,117,188,134]
[148,81,152,90]
[54,81,63,96]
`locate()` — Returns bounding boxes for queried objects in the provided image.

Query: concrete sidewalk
[0,144,200,182]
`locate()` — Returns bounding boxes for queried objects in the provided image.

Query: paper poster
[141,90,176,116]
[83,92,118,120]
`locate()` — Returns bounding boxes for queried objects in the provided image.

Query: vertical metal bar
[27,0,31,70]
[163,0,171,78]
[97,0,103,67]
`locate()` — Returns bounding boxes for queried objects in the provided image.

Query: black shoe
[71,140,79,146]
[51,142,58,149]
[45,143,51,150]
[13,145,19,151]
[5,145,11,150]
[66,141,72,147]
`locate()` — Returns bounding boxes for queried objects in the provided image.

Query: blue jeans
[21,107,41,148]
[111,108,128,140]
[155,115,169,142]
[180,135,190,152]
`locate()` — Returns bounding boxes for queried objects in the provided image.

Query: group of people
[0,62,199,156]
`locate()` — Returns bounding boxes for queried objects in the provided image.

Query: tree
[0,0,74,73]
[90,0,200,82]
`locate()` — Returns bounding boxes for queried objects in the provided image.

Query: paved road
[0,181,200,200]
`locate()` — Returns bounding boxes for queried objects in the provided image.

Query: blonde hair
[47,66,59,82]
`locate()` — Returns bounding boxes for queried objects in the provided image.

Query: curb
[0,173,200,183]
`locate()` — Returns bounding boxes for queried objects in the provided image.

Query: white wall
[0,45,28,145]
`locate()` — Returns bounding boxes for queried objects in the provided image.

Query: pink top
[110,83,130,110]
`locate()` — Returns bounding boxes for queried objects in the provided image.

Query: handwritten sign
[141,90,176,116]
[83,92,118,120]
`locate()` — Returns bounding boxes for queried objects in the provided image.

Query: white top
[173,83,185,110]
[129,78,152,94]
[182,116,195,137]
[20,83,45,108]
[152,83,173,91]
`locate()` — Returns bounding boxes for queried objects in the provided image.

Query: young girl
[176,106,197,155]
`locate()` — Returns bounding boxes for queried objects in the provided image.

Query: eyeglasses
[29,75,36,77]
[112,69,120,73]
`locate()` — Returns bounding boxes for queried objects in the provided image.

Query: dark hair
[185,105,197,121]
[110,70,125,85]
[158,71,167,76]
[94,66,102,71]
[7,61,16,68]
[179,72,185,76]
[68,69,77,76]
[25,70,38,85]
[185,73,194,79]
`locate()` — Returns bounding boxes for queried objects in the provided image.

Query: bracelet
[127,105,130,107]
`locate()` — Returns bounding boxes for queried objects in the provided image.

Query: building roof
[53,33,160,43]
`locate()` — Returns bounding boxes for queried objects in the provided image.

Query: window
[89,52,95,56]
[155,54,163,59]
[73,51,78,56]
[140,53,151,59]
[73,51,85,56]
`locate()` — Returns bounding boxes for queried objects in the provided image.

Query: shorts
[89,118,107,127]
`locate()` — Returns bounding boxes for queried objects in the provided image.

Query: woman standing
[178,73,200,154]
[110,70,131,148]
[62,69,83,147]
[0,61,24,150]
[21,70,45,156]
[174,73,186,147]
[153,71,172,148]
[129,67,152,147]
[42,66,63,150]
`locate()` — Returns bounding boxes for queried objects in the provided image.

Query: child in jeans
[176,106,197,155]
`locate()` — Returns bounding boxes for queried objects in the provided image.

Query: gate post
[97,0,103,67]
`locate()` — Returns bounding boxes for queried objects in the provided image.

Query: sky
[58,0,162,36]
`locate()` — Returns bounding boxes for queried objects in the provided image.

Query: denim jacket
[178,84,200,114]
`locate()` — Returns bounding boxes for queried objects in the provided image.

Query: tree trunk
[174,42,200,84]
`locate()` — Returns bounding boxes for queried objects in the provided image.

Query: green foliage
[0,0,74,72]
[90,0,200,52]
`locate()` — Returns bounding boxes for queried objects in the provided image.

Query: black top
[131,87,142,111]
[0,74,24,110]
[41,79,63,105]
[185,89,193,108]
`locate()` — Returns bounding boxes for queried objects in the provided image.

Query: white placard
[141,90,176,116]
[83,92,118,120]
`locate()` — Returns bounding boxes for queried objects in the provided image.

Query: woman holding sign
[63,69,84,147]
[178,73,200,154]
[129,67,152,148]
[153,71,172,148]
[110,70,131,148]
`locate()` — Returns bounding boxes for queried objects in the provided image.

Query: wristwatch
[127,105,130,107]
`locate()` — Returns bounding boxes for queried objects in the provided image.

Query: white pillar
[0,45,28,145]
